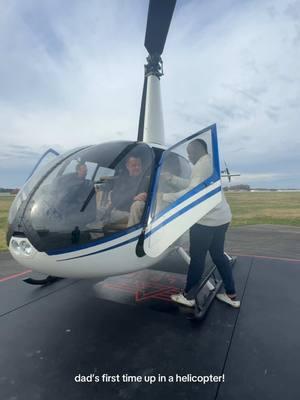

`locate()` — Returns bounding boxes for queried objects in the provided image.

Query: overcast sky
[0,0,299,188]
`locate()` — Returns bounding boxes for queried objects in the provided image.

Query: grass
[0,196,15,252]
[0,192,300,251]
[225,192,300,227]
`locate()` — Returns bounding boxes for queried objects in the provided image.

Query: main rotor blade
[144,0,176,55]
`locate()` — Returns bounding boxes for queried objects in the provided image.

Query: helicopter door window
[152,129,214,219]
[94,167,115,181]
[144,125,222,258]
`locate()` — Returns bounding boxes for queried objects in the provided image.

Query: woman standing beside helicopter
[167,139,240,309]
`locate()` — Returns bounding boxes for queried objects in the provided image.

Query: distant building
[0,187,19,195]
[226,184,250,192]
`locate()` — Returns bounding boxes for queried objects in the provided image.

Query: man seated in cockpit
[75,162,88,181]
[55,161,88,189]
[55,161,94,217]
[42,161,92,226]
[64,161,90,193]
[96,155,149,228]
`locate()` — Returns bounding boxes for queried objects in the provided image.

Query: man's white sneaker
[216,293,240,308]
[170,293,195,308]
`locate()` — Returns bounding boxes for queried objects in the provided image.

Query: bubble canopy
[8,141,155,253]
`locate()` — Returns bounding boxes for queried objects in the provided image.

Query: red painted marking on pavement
[0,269,32,283]
[103,279,181,303]
[232,253,300,263]
[135,286,178,302]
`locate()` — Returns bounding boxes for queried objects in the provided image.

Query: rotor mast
[137,0,176,145]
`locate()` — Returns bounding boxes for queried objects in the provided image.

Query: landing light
[11,239,21,254]
[20,240,33,256]
[10,238,35,257]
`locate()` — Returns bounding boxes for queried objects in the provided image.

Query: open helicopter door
[26,148,60,182]
[143,124,222,258]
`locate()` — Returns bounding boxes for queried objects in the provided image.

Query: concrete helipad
[0,225,299,400]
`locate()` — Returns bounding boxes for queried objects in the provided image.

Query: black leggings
[185,223,236,296]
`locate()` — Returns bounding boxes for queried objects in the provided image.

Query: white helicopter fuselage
[7,7,223,281]
[9,227,168,279]
[8,97,222,281]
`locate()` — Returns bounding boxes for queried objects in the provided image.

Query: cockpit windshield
[20,141,154,252]
[8,147,87,225]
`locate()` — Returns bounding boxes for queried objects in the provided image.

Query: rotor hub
[145,54,163,78]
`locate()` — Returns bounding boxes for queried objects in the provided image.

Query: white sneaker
[216,293,240,308]
[170,293,195,308]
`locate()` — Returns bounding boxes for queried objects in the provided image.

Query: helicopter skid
[23,275,63,286]
[179,255,237,321]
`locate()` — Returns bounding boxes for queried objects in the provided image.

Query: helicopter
[7,0,225,286]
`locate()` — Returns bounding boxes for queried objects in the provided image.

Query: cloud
[284,1,300,21]
[0,0,299,189]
